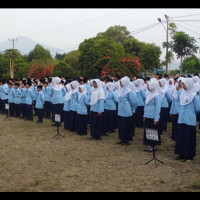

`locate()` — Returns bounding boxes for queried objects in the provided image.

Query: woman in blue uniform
[144,80,161,152]
[89,79,106,140]
[175,78,200,162]
[117,77,138,146]
[77,85,89,136]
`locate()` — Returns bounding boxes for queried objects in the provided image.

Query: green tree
[4,49,21,78]
[53,61,75,78]
[14,57,30,79]
[182,55,200,74]
[0,53,9,79]
[170,31,199,74]
[97,25,132,44]
[55,52,66,60]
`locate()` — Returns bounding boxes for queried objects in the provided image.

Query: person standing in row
[117,77,138,146]
[13,83,22,118]
[175,78,200,162]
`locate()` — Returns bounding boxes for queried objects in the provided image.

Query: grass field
[0,114,200,192]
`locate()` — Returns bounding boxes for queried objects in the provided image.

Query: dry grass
[0,114,200,192]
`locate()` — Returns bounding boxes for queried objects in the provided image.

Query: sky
[0,8,200,63]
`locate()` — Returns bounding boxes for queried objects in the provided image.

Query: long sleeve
[129,92,138,113]
[154,95,161,122]
[98,99,105,113]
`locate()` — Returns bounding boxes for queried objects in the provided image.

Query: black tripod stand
[51,122,65,141]
[145,143,164,168]
[3,106,11,121]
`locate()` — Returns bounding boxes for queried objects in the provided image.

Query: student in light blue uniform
[76,85,89,136]
[170,77,184,141]
[117,77,138,146]
[63,83,72,130]
[143,80,161,152]
[134,79,146,128]
[51,77,65,125]
[24,82,34,121]
[8,83,15,117]
[43,82,52,119]
[1,80,9,114]
[32,81,38,116]
[158,78,172,133]
[0,81,3,113]
[35,85,45,123]
[69,80,79,131]
[89,79,106,140]
[175,78,200,162]
[21,81,27,119]
[105,82,118,134]
[13,83,22,117]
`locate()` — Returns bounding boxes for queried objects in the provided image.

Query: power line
[171,14,200,19]
[175,22,200,36]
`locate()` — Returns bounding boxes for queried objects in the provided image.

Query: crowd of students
[1,74,200,162]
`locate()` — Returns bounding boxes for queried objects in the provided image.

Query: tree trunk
[10,59,14,79]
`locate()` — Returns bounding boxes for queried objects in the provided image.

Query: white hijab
[90,79,106,106]
[180,78,197,106]
[65,84,72,101]
[52,77,63,91]
[171,77,185,100]
[192,76,200,93]
[135,79,145,93]
[78,85,87,101]
[106,82,115,97]
[70,81,80,95]
[159,78,168,99]
[145,80,159,105]
[129,82,137,92]
[118,77,132,98]
[168,78,175,94]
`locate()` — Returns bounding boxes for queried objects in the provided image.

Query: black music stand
[144,128,164,168]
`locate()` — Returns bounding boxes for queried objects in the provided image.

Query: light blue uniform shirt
[63,99,71,112]
[1,84,9,100]
[77,94,89,115]
[170,90,182,115]
[70,92,79,112]
[0,86,3,100]
[13,88,22,104]
[51,88,65,105]
[105,91,118,111]
[25,88,34,105]
[90,99,105,113]
[21,88,27,104]
[161,91,172,108]
[144,95,161,122]
[36,91,45,109]
[136,89,146,107]
[118,91,138,117]
[178,95,200,126]
[43,86,51,102]
[32,87,38,101]
[8,88,14,103]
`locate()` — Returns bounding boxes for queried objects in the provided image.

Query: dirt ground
[0,114,200,192]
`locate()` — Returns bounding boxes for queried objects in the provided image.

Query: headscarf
[90,79,106,106]
[78,85,87,101]
[171,77,185,100]
[134,79,145,93]
[180,78,197,106]
[106,82,115,97]
[65,84,72,101]
[129,82,137,92]
[192,76,200,93]
[118,77,132,98]
[70,81,80,95]
[159,78,168,99]
[145,80,159,105]
[168,78,175,95]
[52,77,63,91]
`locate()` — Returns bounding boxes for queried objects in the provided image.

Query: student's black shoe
[182,157,193,162]
[176,156,185,160]
[109,131,114,134]
[116,141,124,145]
[89,137,95,140]
[121,142,130,146]
[51,123,57,126]
[103,133,109,137]
[95,137,102,140]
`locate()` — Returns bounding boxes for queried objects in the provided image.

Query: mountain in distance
[0,36,66,57]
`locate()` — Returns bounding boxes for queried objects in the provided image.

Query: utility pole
[165,15,169,75]
[8,38,18,78]
[158,15,170,74]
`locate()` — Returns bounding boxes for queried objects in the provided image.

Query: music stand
[51,114,65,141]
[3,104,11,121]
[144,128,164,168]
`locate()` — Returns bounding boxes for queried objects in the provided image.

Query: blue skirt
[90,112,106,138]
[171,114,179,141]
[105,109,117,133]
[118,116,134,143]
[158,107,169,134]
[143,118,161,146]
[52,104,64,123]
[69,111,78,132]
[175,124,196,159]
[64,111,70,130]
[135,106,144,128]
[77,114,88,135]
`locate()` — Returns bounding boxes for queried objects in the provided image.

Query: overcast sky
[0,8,200,61]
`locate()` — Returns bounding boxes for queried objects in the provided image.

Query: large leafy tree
[182,55,200,74]
[0,53,9,79]
[170,31,199,74]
